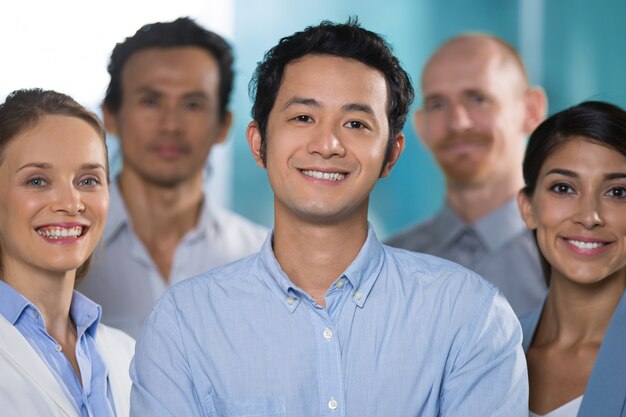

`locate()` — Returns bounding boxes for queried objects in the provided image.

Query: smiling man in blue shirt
[130,19,528,417]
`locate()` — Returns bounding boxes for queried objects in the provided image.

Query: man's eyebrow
[135,86,162,96]
[342,103,374,115]
[281,96,320,111]
[134,87,209,100]
[182,91,209,100]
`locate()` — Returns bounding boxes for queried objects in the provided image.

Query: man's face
[416,41,531,187]
[247,54,404,225]
[105,47,231,188]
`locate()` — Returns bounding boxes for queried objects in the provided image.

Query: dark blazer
[521,290,626,417]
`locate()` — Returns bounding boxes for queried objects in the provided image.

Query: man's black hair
[104,17,233,121]
[249,18,414,164]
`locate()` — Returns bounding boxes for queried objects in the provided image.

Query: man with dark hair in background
[388,34,548,316]
[79,17,267,337]
[131,20,527,416]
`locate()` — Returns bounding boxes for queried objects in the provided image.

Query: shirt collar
[473,198,528,252]
[433,198,527,252]
[0,281,101,337]
[103,178,217,246]
[429,204,466,249]
[69,291,102,338]
[0,280,31,325]
[258,223,385,312]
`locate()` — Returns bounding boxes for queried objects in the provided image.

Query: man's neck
[272,206,369,308]
[446,172,524,223]
[118,170,204,280]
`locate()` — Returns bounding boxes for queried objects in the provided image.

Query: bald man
[387,34,548,315]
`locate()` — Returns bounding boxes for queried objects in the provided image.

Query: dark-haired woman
[518,101,626,417]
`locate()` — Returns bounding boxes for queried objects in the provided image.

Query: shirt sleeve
[440,288,529,416]
[130,292,207,417]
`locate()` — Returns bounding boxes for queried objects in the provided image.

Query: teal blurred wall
[230,0,626,238]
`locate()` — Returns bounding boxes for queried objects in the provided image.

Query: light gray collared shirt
[386,198,546,316]
[79,180,268,337]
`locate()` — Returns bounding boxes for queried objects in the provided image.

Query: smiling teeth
[302,170,346,181]
[567,239,605,250]
[37,226,83,239]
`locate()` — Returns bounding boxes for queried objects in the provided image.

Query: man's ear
[214,111,234,145]
[380,133,405,178]
[517,189,537,230]
[246,121,265,168]
[523,87,548,134]
[102,104,119,137]
[413,108,433,151]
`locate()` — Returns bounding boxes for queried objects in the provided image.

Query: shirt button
[323,328,333,340]
[328,398,338,410]
[287,296,296,305]
[54,345,62,352]
[354,290,363,301]
[32,311,39,320]
[336,279,345,288]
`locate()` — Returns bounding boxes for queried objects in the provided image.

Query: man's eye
[140,97,158,106]
[185,101,204,111]
[294,115,312,122]
[468,93,486,104]
[345,120,366,129]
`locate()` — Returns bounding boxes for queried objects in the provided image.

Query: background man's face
[416,42,529,187]
[106,47,230,188]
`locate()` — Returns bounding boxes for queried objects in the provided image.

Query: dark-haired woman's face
[0,115,109,278]
[518,136,626,286]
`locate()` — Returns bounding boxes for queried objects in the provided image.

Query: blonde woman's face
[0,115,109,279]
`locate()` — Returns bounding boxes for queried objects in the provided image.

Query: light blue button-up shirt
[131,225,527,416]
[0,281,116,417]
[78,180,268,337]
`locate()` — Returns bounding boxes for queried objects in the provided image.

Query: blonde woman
[0,89,133,417]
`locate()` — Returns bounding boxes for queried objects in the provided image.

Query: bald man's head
[423,34,529,96]
[415,33,546,188]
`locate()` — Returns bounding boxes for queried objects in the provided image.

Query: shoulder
[518,301,545,351]
[155,254,261,310]
[96,324,135,356]
[385,216,438,250]
[209,205,269,242]
[383,244,500,305]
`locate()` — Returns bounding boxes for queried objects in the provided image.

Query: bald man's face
[415,40,532,187]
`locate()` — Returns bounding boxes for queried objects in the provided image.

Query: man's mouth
[301,170,346,181]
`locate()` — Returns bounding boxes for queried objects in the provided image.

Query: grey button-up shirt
[386,198,546,315]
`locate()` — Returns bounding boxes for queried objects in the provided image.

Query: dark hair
[522,100,626,284]
[523,101,626,197]
[249,18,414,164]
[0,88,108,281]
[104,17,234,121]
